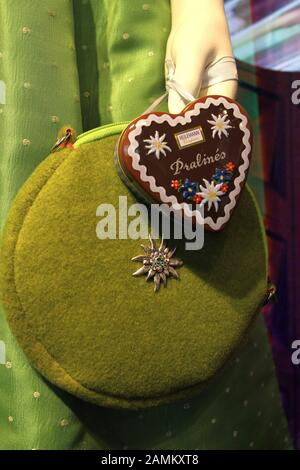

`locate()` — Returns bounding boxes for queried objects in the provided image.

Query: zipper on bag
[74,122,129,148]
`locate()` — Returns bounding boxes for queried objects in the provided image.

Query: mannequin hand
[166,0,237,113]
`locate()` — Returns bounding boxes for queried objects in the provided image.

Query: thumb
[167,53,207,114]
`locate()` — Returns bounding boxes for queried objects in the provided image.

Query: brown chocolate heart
[116,95,252,231]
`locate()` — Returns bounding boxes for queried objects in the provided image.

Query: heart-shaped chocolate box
[116,96,252,231]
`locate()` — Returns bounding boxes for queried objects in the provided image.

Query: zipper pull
[263,280,277,306]
[51,125,77,153]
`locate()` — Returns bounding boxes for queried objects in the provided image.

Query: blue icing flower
[212,168,232,184]
[180,179,198,200]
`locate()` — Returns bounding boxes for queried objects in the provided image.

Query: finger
[168,52,206,114]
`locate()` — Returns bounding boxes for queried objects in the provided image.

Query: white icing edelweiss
[198,179,224,211]
[143,131,171,159]
[207,113,232,139]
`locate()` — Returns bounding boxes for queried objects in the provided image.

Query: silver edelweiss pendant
[132,235,183,292]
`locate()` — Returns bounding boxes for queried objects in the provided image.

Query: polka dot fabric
[0,0,99,451]
[0,0,293,450]
[73,0,170,127]
[0,0,83,230]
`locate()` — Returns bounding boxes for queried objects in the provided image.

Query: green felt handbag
[0,121,271,410]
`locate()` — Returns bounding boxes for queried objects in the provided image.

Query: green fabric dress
[0,0,292,450]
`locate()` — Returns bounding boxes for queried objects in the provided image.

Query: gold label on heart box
[116,95,253,232]
[175,126,206,149]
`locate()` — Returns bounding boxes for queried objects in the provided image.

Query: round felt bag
[0,123,269,410]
